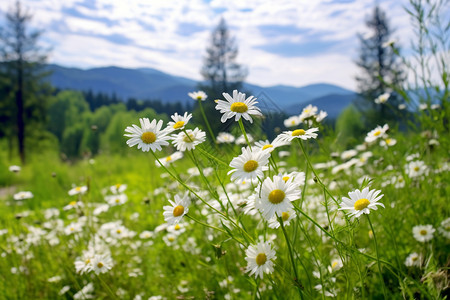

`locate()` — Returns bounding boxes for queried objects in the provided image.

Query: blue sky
[0,0,414,90]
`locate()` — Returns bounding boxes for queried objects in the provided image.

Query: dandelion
[245,241,276,279]
[167,112,192,131]
[13,191,33,201]
[255,175,301,220]
[188,90,207,101]
[217,132,235,144]
[163,193,191,225]
[374,93,390,104]
[228,147,270,184]
[412,224,435,242]
[404,252,422,267]
[68,186,88,196]
[172,128,206,151]
[277,127,319,143]
[124,118,171,152]
[438,218,450,239]
[215,90,262,123]
[339,187,384,218]
[365,124,389,143]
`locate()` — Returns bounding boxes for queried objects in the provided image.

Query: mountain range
[46,64,357,118]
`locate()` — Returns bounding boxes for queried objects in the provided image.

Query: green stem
[198,100,216,144]
[96,273,117,299]
[279,215,304,299]
[185,214,228,234]
[366,215,388,299]
[238,119,252,150]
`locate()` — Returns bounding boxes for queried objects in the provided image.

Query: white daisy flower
[328,258,344,272]
[91,254,114,274]
[105,194,127,206]
[13,191,33,201]
[73,283,94,300]
[9,165,21,173]
[268,209,297,229]
[255,175,301,220]
[63,200,83,211]
[339,187,384,218]
[412,224,435,242]
[188,90,207,101]
[406,160,428,178]
[236,134,254,145]
[68,186,87,196]
[254,138,288,153]
[299,104,318,121]
[75,251,94,274]
[172,128,206,152]
[365,124,389,143]
[277,127,319,143]
[374,93,390,104]
[110,184,127,194]
[284,115,301,128]
[404,252,422,267]
[124,118,171,152]
[228,147,270,184]
[156,152,183,167]
[278,171,305,188]
[217,132,235,144]
[245,241,276,279]
[163,193,191,225]
[438,218,450,239]
[316,110,328,122]
[65,222,83,235]
[340,149,358,160]
[215,90,262,123]
[167,112,192,131]
[379,138,397,147]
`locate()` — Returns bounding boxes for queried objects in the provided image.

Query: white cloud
[0,0,420,90]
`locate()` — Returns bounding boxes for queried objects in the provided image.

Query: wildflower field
[0,86,449,299]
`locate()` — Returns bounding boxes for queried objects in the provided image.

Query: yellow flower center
[183,133,195,143]
[268,189,285,204]
[116,229,121,234]
[332,261,339,269]
[168,236,175,241]
[412,256,418,261]
[292,129,306,136]
[173,121,185,129]
[291,120,296,125]
[70,227,75,231]
[115,184,121,189]
[255,253,267,266]
[75,187,81,191]
[243,160,258,172]
[174,224,181,230]
[196,96,203,100]
[97,262,104,268]
[141,132,156,144]
[385,139,391,144]
[354,198,370,211]
[85,259,90,264]
[374,130,381,136]
[282,176,290,182]
[115,198,120,203]
[281,212,290,221]
[262,144,273,150]
[414,167,419,172]
[230,102,248,113]
[173,205,185,217]
[69,201,77,206]
[304,109,310,113]
[166,156,172,162]
[419,230,427,235]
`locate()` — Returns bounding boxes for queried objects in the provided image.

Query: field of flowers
[0,86,449,299]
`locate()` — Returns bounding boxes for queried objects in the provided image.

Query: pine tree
[0,1,51,163]
[355,5,405,127]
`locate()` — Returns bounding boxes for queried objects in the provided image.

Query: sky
[0,0,416,90]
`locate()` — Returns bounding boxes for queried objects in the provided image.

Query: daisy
[105,194,127,206]
[328,258,344,272]
[380,138,397,147]
[228,147,270,184]
[406,160,428,178]
[283,115,301,128]
[299,104,318,121]
[255,175,301,220]
[374,93,390,104]
[9,165,21,173]
[236,134,254,145]
[279,171,305,187]
[438,218,450,239]
[124,118,171,152]
[404,252,422,267]
[172,128,206,152]
[365,124,389,143]
[68,186,87,196]
[139,230,154,239]
[316,110,328,122]
[245,241,276,279]
[254,138,288,153]
[217,132,235,144]
[339,187,384,218]
[13,191,33,201]
[268,209,297,229]
[163,193,191,225]
[215,90,262,123]
[75,251,94,274]
[110,184,127,194]
[277,127,319,143]
[167,112,192,132]
[73,283,94,300]
[188,90,207,101]
[91,254,114,274]
[156,151,183,167]
[412,224,435,242]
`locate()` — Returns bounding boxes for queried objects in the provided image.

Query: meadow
[0,93,449,299]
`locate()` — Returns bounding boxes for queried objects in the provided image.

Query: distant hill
[46,64,356,115]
